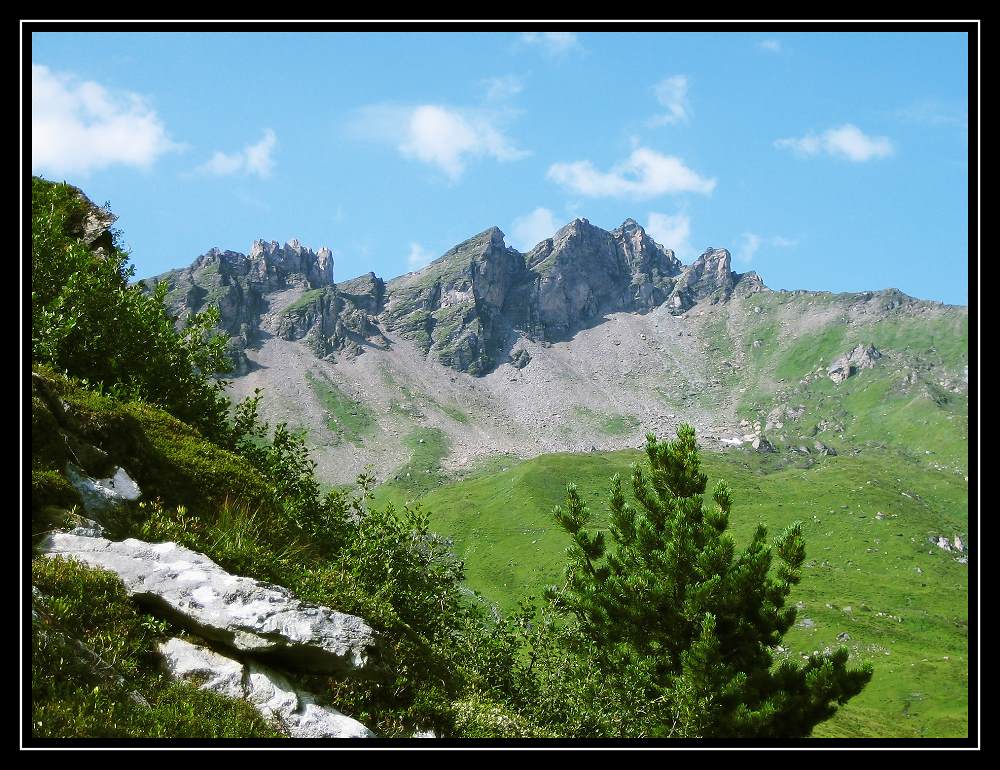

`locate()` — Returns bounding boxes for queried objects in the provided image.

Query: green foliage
[31,177,232,439]
[546,424,873,737]
[314,496,470,737]
[409,441,968,737]
[31,468,82,514]
[28,181,477,738]
[282,287,327,315]
[31,556,283,739]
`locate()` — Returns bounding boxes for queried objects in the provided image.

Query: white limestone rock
[65,463,141,517]
[40,534,378,675]
[159,638,374,738]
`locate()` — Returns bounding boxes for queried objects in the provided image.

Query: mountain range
[145,219,968,489]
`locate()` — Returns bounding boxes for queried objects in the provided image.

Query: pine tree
[548,424,873,738]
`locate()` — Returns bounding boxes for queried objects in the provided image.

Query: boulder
[40,534,378,675]
[751,435,776,453]
[828,344,882,383]
[814,441,837,456]
[64,463,142,518]
[159,638,374,738]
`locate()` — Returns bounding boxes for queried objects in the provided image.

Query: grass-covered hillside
[729,289,968,472]
[388,443,968,738]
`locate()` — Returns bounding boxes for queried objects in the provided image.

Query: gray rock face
[930,534,966,554]
[64,464,142,518]
[271,284,387,360]
[159,638,374,738]
[525,218,683,339]
[380,218,751,374]
[828,344,882,383]
[665,248,733,310]
[383,227,524,375]
[143,239,340,370]
[39,534,378,676]
[60,184,118,254]
[248,239,335,289]
[160,637,244,699]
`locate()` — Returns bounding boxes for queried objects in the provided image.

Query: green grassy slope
[733,291,968,471]
[397,445,968,738]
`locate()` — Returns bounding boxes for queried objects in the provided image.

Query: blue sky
[30,30,970,304]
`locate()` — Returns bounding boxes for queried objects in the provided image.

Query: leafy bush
[31,468,81,514]
[31,177,232,440]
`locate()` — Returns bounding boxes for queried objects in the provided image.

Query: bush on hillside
[31,177,232,440]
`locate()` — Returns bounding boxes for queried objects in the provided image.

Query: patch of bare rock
[39,532,381,737]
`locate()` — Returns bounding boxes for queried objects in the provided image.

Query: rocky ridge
[146,239,383,375]
[147,217,765,377]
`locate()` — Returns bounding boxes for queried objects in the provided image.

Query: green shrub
[31,468,81,514]
[31,177,232,440]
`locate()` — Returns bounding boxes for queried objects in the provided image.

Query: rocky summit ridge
[147,218,765,376]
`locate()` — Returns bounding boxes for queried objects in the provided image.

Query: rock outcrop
[159,638,374,738]
[378,218,754,374]
[382,227,525,375]
[64,464,142,519]
[520,218,682,340]
[39,534,379,676]
[144,240,340,372]
[828,344,882,384]
[269,280,388,360]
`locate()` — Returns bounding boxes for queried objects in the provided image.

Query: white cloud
[759,39,782,53]
[547,147,716,200]
[895,99,968,129]
[31,63,180,175]
[511,207,557,251]
[736,232,797,263]
[407,242,433,270]
[519,32,581,55]
[736,232,762,264]
[483,75,524,103]
[650,75,690,126]
[197,129,277,178]
[775,124,894,162]
[646,212,695,258]
[352,104,528,181]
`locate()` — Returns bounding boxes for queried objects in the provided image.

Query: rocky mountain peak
[611,218,683,282]
[245,239,335,288]
[692,247,732,282]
